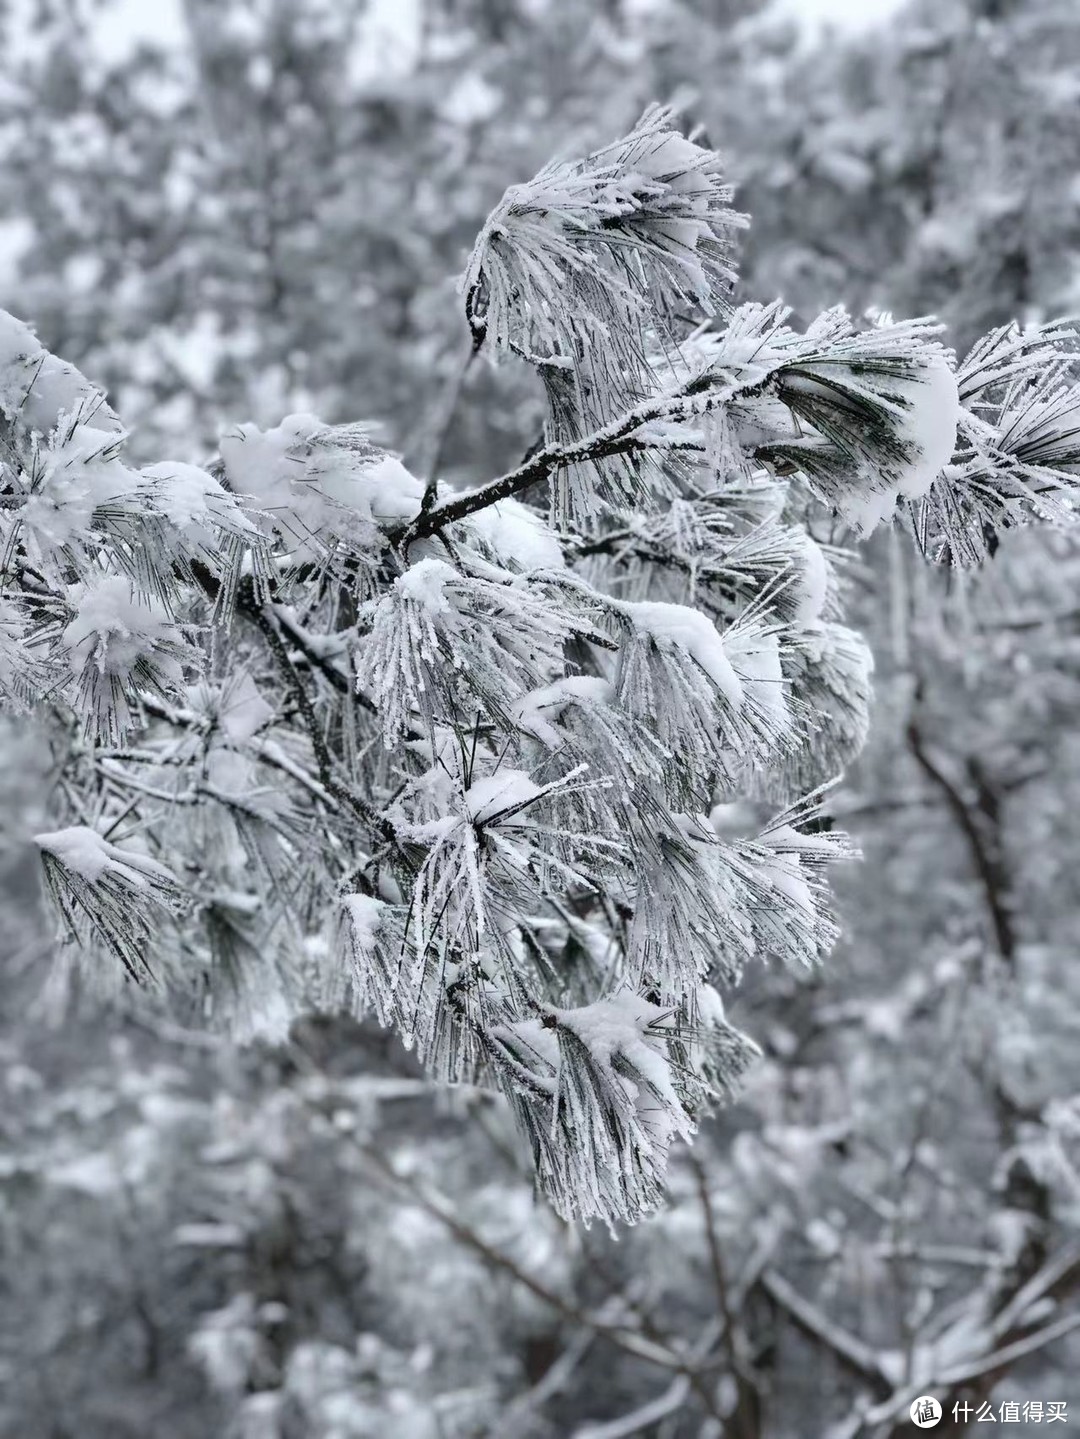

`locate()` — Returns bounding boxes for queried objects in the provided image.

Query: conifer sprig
[4,113,1080,1223]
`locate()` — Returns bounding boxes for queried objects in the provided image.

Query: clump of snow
[142,460,257,539]
[467,496,565,571]
[841,485,898,538]
[394,557,456,612]
[343,894,388,956]
[791,533,830,628]
[465,770,544,824]
[220,415,424,552]
[893,358,961,498]
[695,982,728,1028]
[35,825,177,887]
[619,598,744,707]
[353,454,424,521]
[843,356,961,536]
[622,127,729,301]
[62,576,178,677]
[0,310,122,438]
[16,423,136,555]
[219,413,320,511]
[35,826,114,882]
[552,990,689,1140]
[218,671,274,743]
[726,628,789,731]
[512,675,613,746]
[309,441,423,523]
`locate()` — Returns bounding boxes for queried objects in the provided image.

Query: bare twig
[759,1270,890,1396]
[905,710,1016,963]
[418,331,482,510]
[351,1137,693,1373]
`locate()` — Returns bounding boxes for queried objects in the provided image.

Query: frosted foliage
[841,356,961,535]
[4,110,1080,1226]
[619,599,744,707]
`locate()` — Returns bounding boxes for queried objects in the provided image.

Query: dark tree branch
[904,711,1016,964]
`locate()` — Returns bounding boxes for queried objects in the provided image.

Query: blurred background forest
[2,0,1080,1435]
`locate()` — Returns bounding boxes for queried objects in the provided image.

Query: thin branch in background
[905,705,1016,964]
[418,331,482,512]
[759,1270,890,1397]
[571,1373,692,1439]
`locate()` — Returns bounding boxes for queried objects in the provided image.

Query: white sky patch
[88,0,186,62]
[773,0,907,34]
[0,218,32,294]
[349,0,424,86]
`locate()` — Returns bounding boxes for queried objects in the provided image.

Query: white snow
[465,770,544,824]
[756,850,815,915]
[553,991,690,1143]
[792,534,830,628]
[727,628,789,731]
[16,425,137,552]
[763,823,837,856]
[354,455,424,521]
[343,894,388,955]
[62,576,176,676]
[219,413,321,516]
[220,414,425,549]
[308,448,423,522]
[842,356,960,536]
[512,676,613,746]
[467,497,565,571]
[891,358,961,500]
[218,672,274,743]
[34,826,177,888]
[492,1017,559,1085]
[695,982,729,1028]
[754,824,836,919]
[34,826,115,882]
[142,460,254,534]
[0,309,121,438]
[394,557,456,612]
[620,599,744,707]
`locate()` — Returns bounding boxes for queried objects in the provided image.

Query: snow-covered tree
[3,107,1080,1227]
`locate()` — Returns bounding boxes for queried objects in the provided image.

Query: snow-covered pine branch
[3,109,1080,1224]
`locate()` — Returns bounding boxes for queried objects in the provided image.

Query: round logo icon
[910,1396,942,1428]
